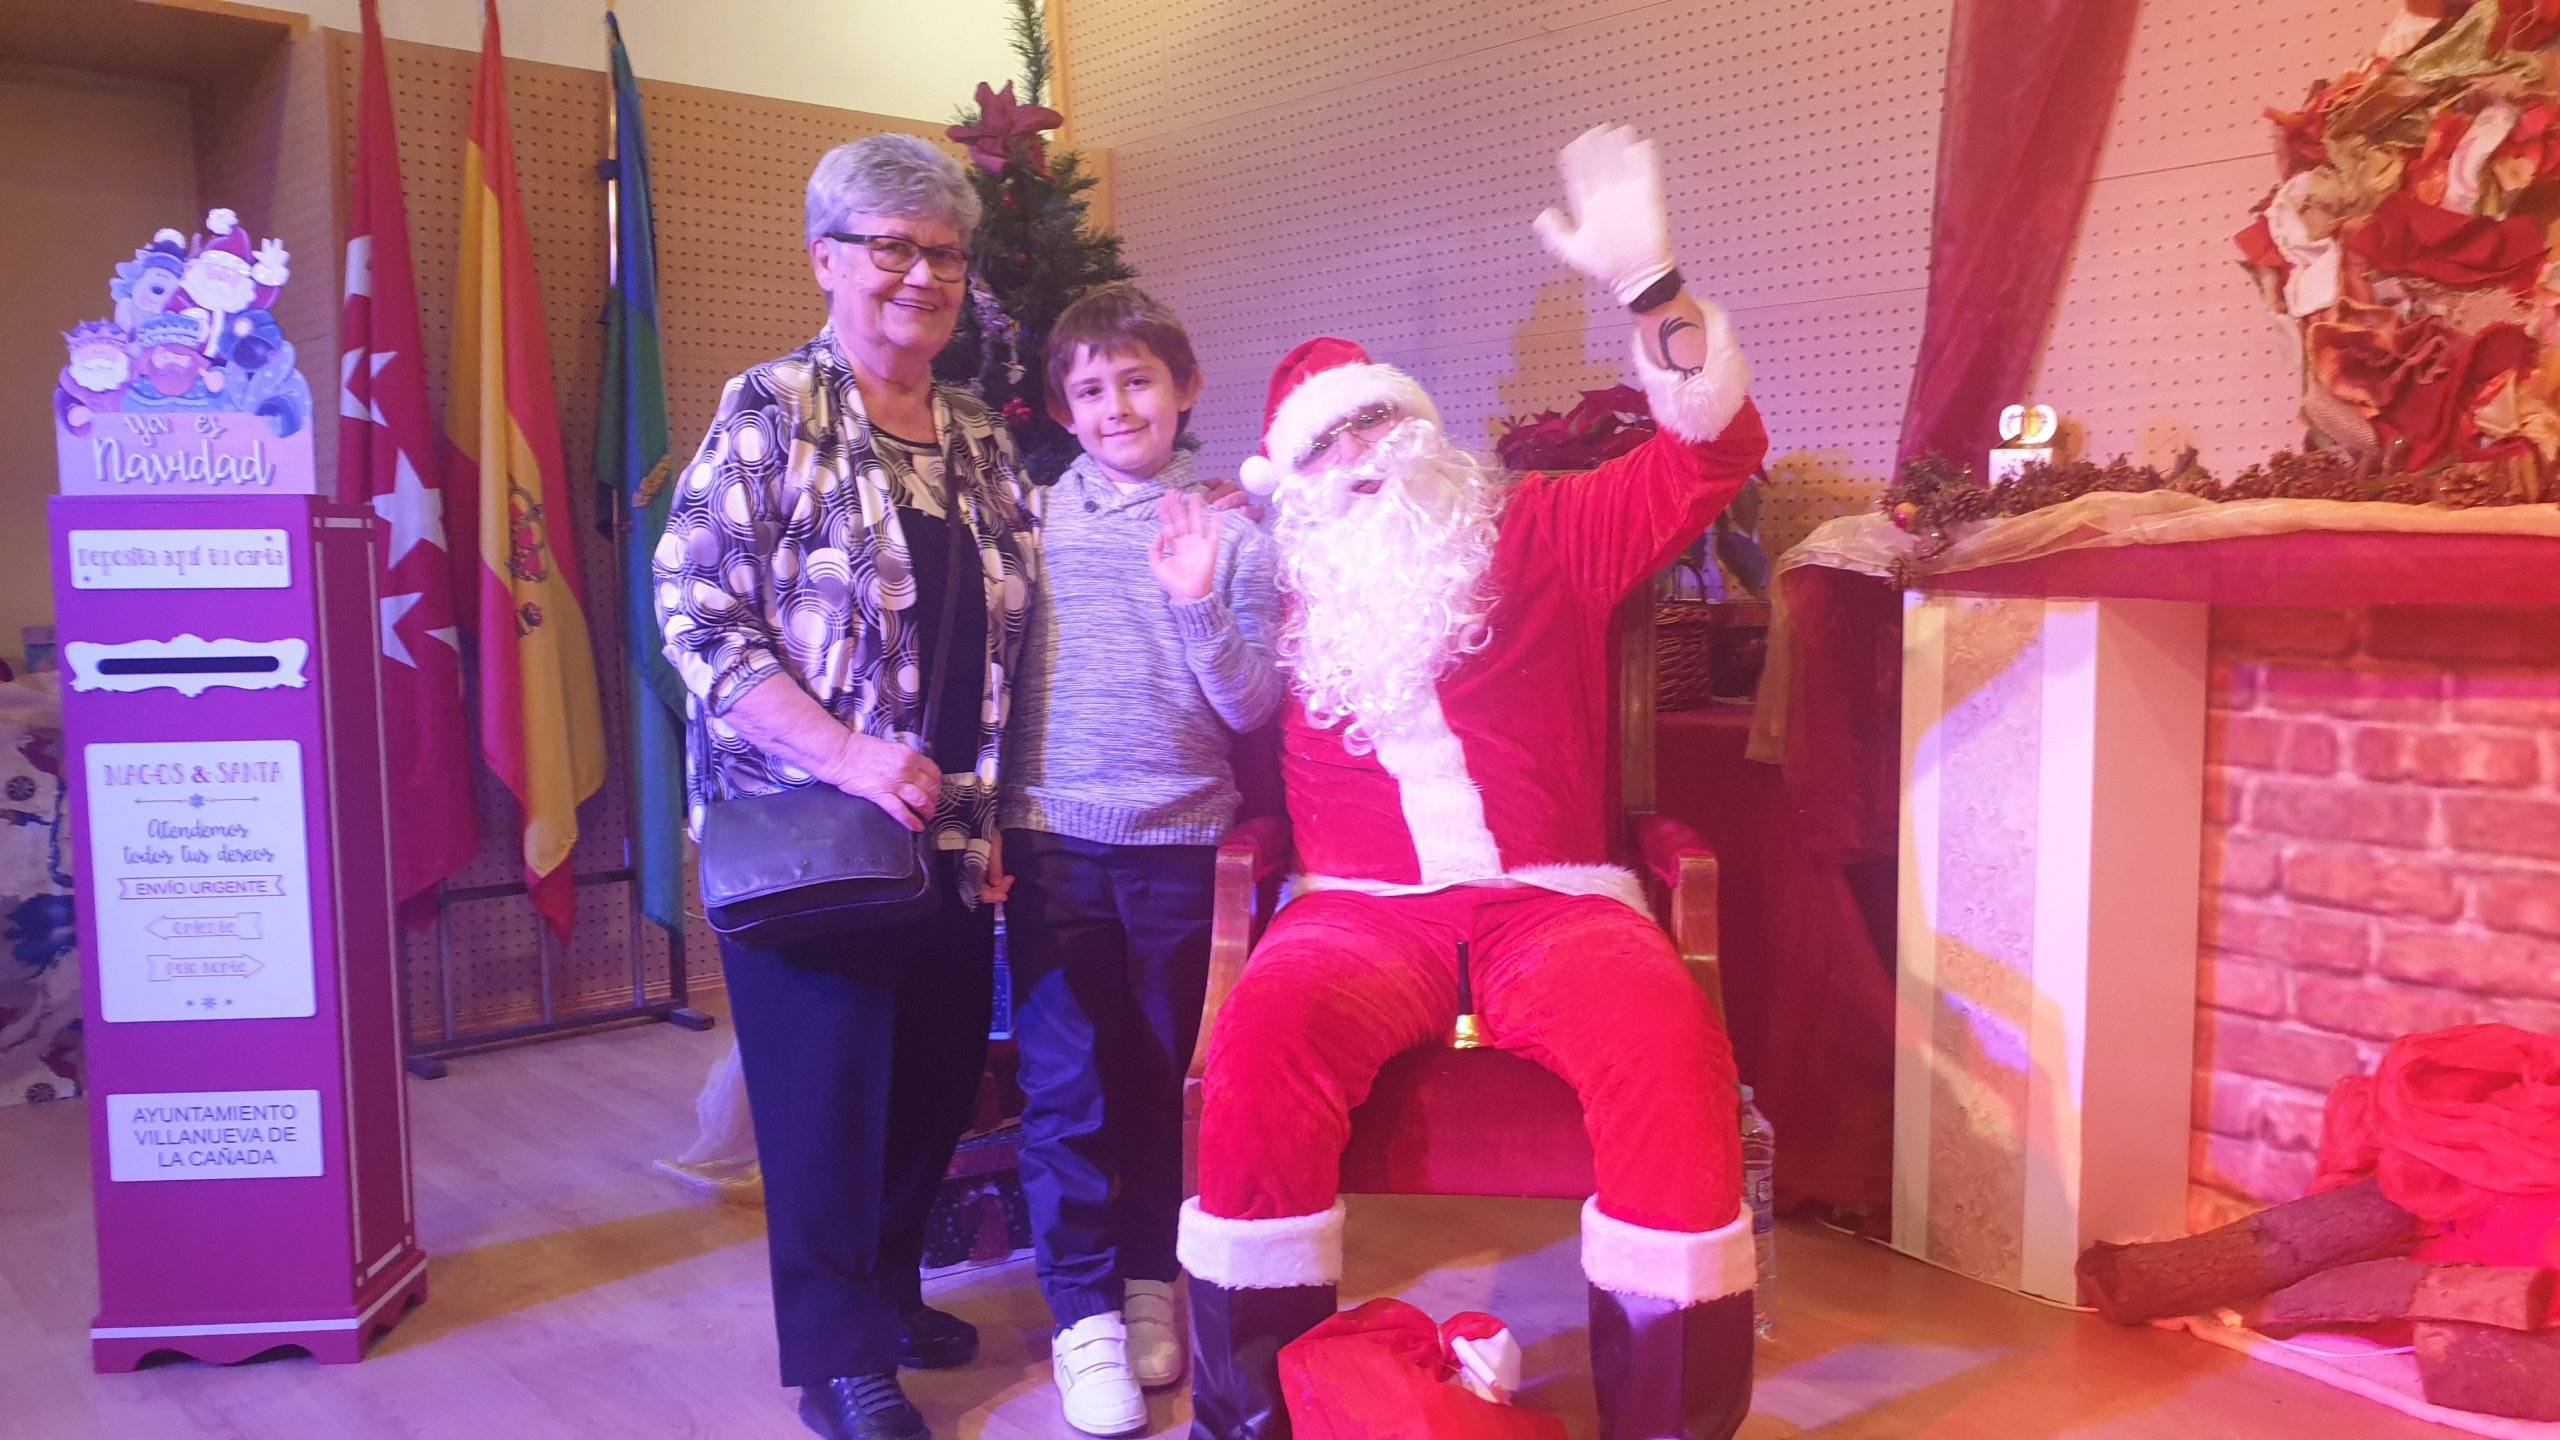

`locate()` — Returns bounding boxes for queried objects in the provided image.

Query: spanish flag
[446,0,606,940]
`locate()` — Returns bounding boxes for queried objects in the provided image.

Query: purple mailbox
[52,212,423,1370]
[56,497,425,1369]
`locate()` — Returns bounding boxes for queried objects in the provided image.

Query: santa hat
[194,209,252,266]
[1235,336,1440,496]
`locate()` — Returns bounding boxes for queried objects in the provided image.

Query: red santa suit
[1178,314,1767,1340]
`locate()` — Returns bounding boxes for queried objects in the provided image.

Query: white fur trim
[1631,296,1750,443]
[1291,872,1469,901]
[1506,862,1648,914]
[1239,453,1281,496]
[1372,697,1503,885]
[1291,865,1648,916]
[1581,1198,1756,1305]
[1263,362,1440,477]
[206,207,239,236]
[1449,1330,1521,1404]
[1178,1199,1347,1289]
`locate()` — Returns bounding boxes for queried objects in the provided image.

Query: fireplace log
[2253,1259,2556,1336]
[2418,1322,2560,1421]
[2075,1178,2419,1323]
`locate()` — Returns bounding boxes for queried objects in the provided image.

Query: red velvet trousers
[1194,884,1744,1234]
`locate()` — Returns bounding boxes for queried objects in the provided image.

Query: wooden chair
[1186,597,1725,1200]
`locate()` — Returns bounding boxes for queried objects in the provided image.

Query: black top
[874,423,987,778]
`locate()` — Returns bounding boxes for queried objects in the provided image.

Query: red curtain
[1898,0,2146,464]
[1764,0,2143,1219]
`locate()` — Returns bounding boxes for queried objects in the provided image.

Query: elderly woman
[655,133,1033,1440]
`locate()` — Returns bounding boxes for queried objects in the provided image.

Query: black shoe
[898,1305,979,1370]
[799,1371,931,1440]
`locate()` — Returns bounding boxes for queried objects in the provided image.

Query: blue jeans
[1003,829,1216,1329]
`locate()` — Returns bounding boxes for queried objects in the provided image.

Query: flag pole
[603,3,619,294]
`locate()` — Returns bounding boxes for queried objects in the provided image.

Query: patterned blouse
[653,327,1037,899]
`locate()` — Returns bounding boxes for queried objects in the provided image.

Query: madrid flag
[446,0,607,940]
[341,0,477,918]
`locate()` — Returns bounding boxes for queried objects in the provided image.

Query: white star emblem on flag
[371,449,445,566]
[380,591,422,668]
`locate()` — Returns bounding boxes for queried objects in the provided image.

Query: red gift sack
[2314,1023,2560,1268]
[1279,1298,1568,1440]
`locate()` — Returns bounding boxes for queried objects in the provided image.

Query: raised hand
[1150,489,1218,602]
[1532,124,1674,306]
[252,237,291,287]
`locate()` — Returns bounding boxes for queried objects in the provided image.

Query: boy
[1002,283,1284,1437]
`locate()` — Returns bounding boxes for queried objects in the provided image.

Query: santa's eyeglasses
[1297,401,1403,470]
[826,231,970,283]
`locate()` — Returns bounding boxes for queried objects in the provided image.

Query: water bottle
[1739,1085,1776,1338]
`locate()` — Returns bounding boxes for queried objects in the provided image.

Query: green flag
[597,9,683,934]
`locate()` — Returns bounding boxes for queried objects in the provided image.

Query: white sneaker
[1052,1312,1148,1437]
[1124,1280,1185,1388]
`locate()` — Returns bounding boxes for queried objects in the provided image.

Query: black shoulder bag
[697,503,974,949]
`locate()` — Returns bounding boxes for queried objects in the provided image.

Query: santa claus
[170,208,290,362]
[1178,127,1768,1440]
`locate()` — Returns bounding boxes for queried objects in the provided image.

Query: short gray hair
[804,133,981,245]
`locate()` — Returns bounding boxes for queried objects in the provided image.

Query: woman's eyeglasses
[1296,401,1402,470]
[828,232,970,283]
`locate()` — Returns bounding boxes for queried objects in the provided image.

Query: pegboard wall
[2037,0,2392,474]
[1065,0,1951,558]
[325,30,948,1039]
[1063,0,2409,555]
[200,31,344,489]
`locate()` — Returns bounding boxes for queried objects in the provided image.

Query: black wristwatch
[1627,268,1685,312]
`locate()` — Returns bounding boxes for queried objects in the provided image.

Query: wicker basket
[1655,599,1771,711]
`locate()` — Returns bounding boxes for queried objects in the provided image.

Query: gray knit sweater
[1000,449,1285,845]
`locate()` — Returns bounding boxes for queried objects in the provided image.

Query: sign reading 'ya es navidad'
[54,209,317,496]
[85,739,314,1022]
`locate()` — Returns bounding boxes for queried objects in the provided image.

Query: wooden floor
[2,1004,2454,1440]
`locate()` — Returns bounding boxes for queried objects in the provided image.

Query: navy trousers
[720,893,995,1384]
[1002,829,1216,1329]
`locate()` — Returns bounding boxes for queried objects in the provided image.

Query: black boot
[1588,1286,1754,1440]
[1186,1277,1336,1440]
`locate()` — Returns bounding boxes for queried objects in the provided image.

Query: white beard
[185,256,256,313]
[1270,418,1504,754]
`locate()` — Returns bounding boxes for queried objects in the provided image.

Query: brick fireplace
[2193,606,2560,1231]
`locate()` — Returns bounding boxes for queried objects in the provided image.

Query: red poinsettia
[2345,190,2549,291]
[1495,385,1657,470]
[948,81,1064,176]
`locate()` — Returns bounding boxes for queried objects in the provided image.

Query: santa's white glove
[252,237,291,287]
[1533,124,1675,306]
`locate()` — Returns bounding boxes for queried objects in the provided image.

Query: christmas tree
[936,0,1134,483]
